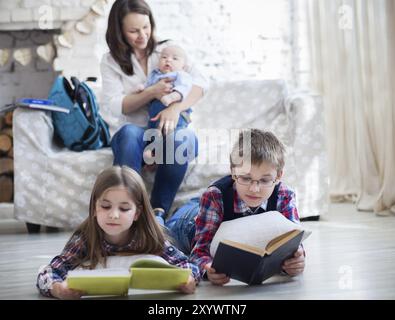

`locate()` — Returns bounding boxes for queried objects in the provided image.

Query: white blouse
[100,42,208,136]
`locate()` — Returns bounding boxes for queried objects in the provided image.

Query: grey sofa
[13,79,328,230]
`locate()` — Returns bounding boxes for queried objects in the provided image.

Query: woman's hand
[50,280,84,300]
[178,275,196,294]
[204,263,230,286]
[150,105,181,135]
[149,78,173,100]
[282,246,305,276]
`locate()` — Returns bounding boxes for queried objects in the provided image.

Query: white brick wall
[11,8,33,22]
[0,1,22,10]
[59,7,90,21]
[22,0,51,8]
[0,10,11,23]
[149,0,292,82]
[32,6,60,22]
[0,0,95,30]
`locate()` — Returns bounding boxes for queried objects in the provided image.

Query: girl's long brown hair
[106,0,157,75]
[71,166,166,269]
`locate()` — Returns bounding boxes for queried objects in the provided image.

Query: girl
[36,166,199,299]
[101,0,207,219]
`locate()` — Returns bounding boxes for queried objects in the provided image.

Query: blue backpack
[48,76,111,151]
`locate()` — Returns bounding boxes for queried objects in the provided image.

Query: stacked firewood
[0,111,14,203]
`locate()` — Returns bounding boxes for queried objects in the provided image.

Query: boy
[168,129,305,285]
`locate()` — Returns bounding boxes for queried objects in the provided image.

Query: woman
[100,0,207,218]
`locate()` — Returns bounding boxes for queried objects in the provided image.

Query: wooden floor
[0,202,394,300]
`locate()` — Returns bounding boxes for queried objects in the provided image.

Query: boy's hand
[204,263,230,286]
[50,281,84,300]
[282,247,305,276]
[178,275,196,294]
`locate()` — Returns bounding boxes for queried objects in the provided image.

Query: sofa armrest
[13,108,57,226]
[13,107,114,228]
[284,92,329,218]
[13,108,57,156]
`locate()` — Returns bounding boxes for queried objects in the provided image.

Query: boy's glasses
[235,175,277,188]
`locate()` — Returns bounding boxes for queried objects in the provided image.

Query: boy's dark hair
[230,129,286,173]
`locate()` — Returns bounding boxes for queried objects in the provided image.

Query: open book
[210,211,311,285]
[67,255,191,296]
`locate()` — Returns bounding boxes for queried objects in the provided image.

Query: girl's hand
[282,246,305,276]
[150,78,173,100]
[178,275,196,294]
[50,280,84,300]
[150,105,181,135]
[204,263,230,286]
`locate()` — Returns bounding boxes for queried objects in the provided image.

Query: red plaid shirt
[189,181,300,276]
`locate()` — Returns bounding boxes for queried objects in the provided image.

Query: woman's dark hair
[106,0,157,75]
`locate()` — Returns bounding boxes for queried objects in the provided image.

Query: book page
[68,268,130,276]
[265,229,302,254]
[220,239,267,255]
[210,211,310,257]
[101,254,169,270]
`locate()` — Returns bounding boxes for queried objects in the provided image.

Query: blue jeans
[111,124,198,215]
[148,99,191,129]
[164,197,200,254]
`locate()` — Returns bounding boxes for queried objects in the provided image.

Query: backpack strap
[98,116,111,146]
[71,81,110,150]
[70,126,101,151]
[77,81,94,122]
[62,77,75,101]
[80,82,111,146]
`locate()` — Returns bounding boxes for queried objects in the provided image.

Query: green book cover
[129,259,191,290]
[67,269,131,296]
[67,258,191,296]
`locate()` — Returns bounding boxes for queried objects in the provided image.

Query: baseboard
[300,215,320,222]
[0,203,14,219]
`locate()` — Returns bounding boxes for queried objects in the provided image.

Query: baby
[146,44,193,129]
[142,44,194,170]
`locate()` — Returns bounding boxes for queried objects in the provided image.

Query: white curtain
[304,0,395,214]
